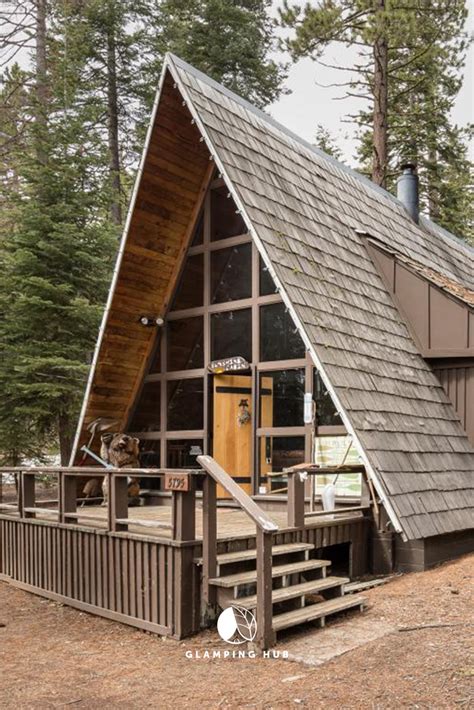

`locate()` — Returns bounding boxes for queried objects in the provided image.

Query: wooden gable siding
[74,71,212,459]
[367,241,474,358]
[432,361,474,445]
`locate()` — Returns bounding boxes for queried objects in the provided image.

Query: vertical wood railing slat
[172,481,196,542]
[202,475,217,605]
[287,472,305,528]
[21,473,36,519]
[256,528,275,649]
[110,475,128,532]
[61,473,77,524]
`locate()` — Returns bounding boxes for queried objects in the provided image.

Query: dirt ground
[0,554,472,709]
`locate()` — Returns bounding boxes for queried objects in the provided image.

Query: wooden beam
[202,476,217,605]
[256,528,275,650]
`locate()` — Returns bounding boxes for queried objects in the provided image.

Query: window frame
[127,180,346,490]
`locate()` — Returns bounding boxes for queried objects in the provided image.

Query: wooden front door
[213,374,253,497]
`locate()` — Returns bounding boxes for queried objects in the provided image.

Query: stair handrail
[197,455,277,649]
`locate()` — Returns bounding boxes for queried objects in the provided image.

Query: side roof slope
[167,54,474,541]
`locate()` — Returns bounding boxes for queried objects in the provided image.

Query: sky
[268,0,474,165]
[4,1,473,166]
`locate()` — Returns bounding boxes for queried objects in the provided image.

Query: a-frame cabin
[1,55,473,648]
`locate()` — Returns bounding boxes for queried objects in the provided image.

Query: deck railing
[0,467,200,542]
[197,455,278,649]
[286,464,371,528]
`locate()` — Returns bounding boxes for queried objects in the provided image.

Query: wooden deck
[31,503,364,540]
[0,465,370,645]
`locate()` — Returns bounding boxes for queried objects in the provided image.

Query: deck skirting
[0,513,368,639]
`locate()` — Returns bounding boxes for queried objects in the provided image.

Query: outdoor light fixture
[139,315,165,327]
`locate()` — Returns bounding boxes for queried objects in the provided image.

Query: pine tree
[0,1,116,464]
[281,0,472,197]
[61,0,148,227]
[143,0,287,110]
[314,124,343,160]
[354,2,472,239]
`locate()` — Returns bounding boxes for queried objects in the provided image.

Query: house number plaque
[164,473,190,492]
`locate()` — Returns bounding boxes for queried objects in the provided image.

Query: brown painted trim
[256,358,306,371]
[423,349,474,358]
[147,368,206,381]
[257,427,306,437]
[188,232,251,255]
[167,293,282,321]
[316,425,348,436]
[165,430,205,439]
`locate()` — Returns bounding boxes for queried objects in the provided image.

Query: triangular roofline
[71,54,404,537]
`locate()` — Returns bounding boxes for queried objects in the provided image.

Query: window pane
[129,382,160,432]
[137,440,161,490]
[259,256,278,296]
[167,378,204,430]
[139,440,161,467]
[210,243,251,304]
[260,302,305,361]
[210,186,246,241]
[167,439,203,468]
[313,371,343,426]
[149,336,161,374]
[259,369,305,427]
[170,253,204,311]
[191,212,203,246]
[211,309,252,363]
[259,435,305,492]
[167,316,204,371]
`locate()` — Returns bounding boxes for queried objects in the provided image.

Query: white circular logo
[217,605,257,644]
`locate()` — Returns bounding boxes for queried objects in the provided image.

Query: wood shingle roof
[167,54,474,541]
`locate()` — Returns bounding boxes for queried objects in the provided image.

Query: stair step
[273,594,367,632]
[236,576,350,609]
[209,559,331,588]
[194,542,314,566]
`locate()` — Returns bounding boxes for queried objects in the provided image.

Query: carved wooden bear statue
[100,433,141,506]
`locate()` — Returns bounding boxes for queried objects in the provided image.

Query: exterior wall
[367,241,473,358]
[431,359,474,445]
[395,530,474,573]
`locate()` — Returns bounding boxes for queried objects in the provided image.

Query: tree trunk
[58,411,73,466]
[427,147,440,220]
[35,0,48,167]
[372,0,388,187]
[106,23,122,226]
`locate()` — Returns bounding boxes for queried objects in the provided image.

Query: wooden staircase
[197,541,366,638]
[197,455,366,648]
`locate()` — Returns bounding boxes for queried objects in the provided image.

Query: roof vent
[397,162,419,224]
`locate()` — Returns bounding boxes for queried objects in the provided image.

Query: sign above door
[208,356,250,374]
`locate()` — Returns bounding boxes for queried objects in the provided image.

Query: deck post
[60,473,77,524]
[202,475,217,605]
[172,479,196,542]
[109,474,128,532]
[287,471,305,528]
[21,472,35,518]
[256,527,275,650]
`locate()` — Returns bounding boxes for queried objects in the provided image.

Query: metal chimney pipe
[397,162,419,223]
